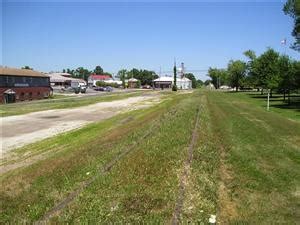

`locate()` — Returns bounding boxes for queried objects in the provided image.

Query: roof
[48,73,86,84]
[89,74,111,80]
[0,66,47,77]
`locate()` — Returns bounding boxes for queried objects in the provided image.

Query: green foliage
[117,69,127,88]
[173,64,177,87]
[96,81,106,87]
[204,80,211,86]
[74,67,91,81]
[252,48,281,90]
[22,66,33,70]
[283,0,300,51]
[96,81,120,88]
[172,85,178,91]
[120,68,158,86]
[185,73,197,88]
[94,66,104,75]
[196,79,204,87]
[227,60,247,91]
[208,68,228,89]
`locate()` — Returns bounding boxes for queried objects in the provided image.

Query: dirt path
[171,106,201,224]
[1,94,161,157]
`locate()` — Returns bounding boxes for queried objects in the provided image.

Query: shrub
[172,85,178,91]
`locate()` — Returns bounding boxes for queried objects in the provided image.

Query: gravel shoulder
[1,94,161,156]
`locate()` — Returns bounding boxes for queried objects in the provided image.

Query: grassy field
[1,89,299,223]
[0,91,142,117]
[225,91,300,121]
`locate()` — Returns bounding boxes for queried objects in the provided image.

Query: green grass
[0,91,142,117]
[206,90,300,224]
[224,91,300,121]
[1,89,299,223]
[0,92,202,223]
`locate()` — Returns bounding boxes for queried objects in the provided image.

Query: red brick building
[0,67,52,104]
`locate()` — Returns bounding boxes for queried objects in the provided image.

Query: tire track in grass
[35,109,176,224]
[171,106,201,225]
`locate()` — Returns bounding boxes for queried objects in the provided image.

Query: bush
[172,85,178,91]
[96,81,106,87]
[96,81,120,88]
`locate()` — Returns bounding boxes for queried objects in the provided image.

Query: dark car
[94,87,105,91]
[105,86,113,92]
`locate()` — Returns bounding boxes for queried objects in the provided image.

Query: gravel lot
[1,94,161,156]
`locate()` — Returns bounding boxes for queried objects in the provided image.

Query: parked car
[142,85,151,89]
[94,86,105,91]
[105,86,113,92]
[71,81,87,94]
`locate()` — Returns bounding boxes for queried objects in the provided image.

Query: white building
[153,76,192,89]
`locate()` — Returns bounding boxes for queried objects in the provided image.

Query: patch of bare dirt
[1,95,161,156]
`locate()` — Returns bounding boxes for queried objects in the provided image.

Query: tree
[66,68,75,76]
[185,73,197,88]
[117,69,127,88]
[283,0,300,51]
[196,79,204,87]
[173,63,177,91]
[204,80,211,86]
[208,68,228,89]
[22,66,33,70]
[62,69,66,73]
[252,48,281,96]
[74,67,91,81]
[127,68,158,86]
[227,60,247,92]
[94,66,104,75]
[244,50,259,89]
[278,55,293,101]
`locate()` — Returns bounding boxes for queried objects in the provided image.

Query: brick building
[0,66,52,104]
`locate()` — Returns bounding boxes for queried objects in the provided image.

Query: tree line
[207,48,300,102]
[61,66,112,81]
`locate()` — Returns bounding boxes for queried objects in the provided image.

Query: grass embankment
[0,91,142,117]
[206,90,300,224]
[1,91,214,223]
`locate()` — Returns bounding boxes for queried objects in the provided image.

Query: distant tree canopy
[62,65,112,80]
[74,67,91,81]
[184,73,197,88]
[118,68,158,86]
[283,0,300,51]
[207,47,300,103]
[22,66,33,70]
[94,66,104,75]
[227,60,247,92]
[196,79,204,87]
[207,68,228,89]
[204,80,211,86]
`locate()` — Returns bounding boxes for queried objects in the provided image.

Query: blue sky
[2,0,299,80]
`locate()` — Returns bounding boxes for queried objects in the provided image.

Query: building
[153,76,192,89]
[48,73,86,87]
[0,66,52,104]
[127,78,139,88]
[88,74,111,87]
